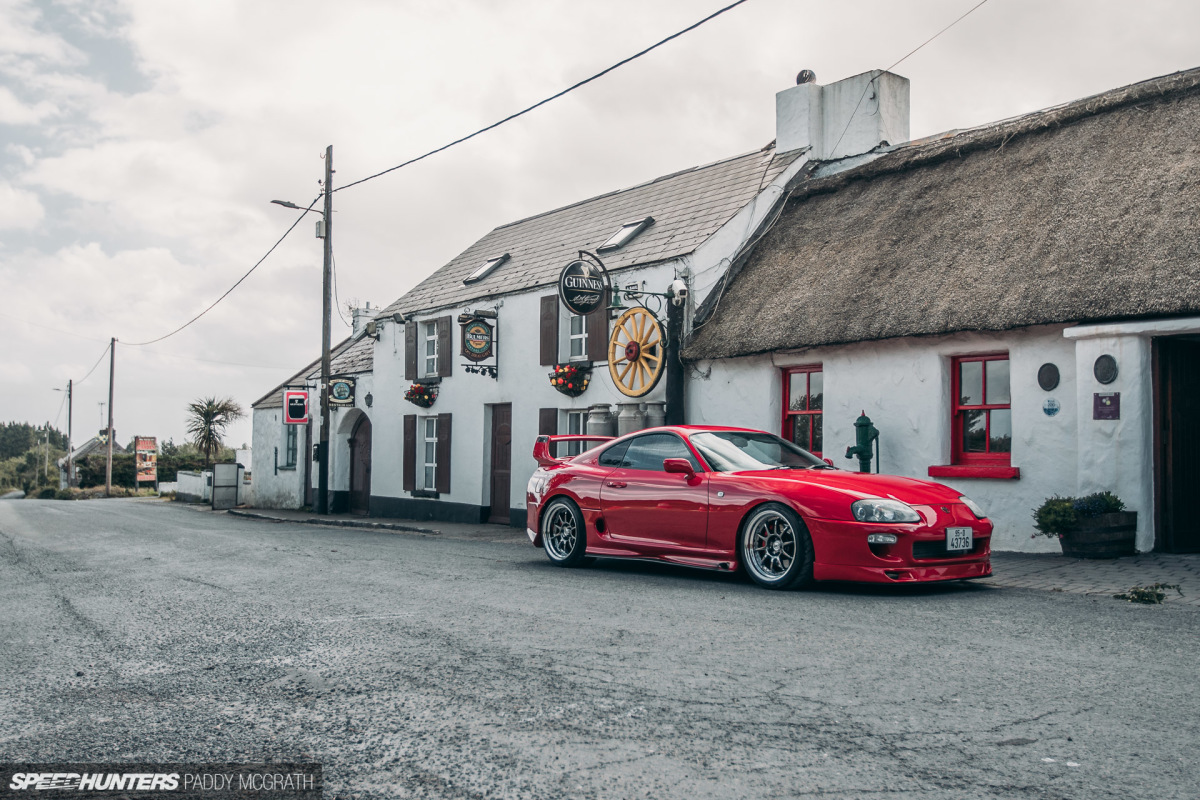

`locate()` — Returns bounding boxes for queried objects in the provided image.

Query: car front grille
[912,540,981,560]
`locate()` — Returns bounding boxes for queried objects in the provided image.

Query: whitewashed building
[684,67,1200,554]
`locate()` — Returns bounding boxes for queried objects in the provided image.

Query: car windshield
[690,431,829,472]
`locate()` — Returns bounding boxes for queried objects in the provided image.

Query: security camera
[669,278,689,306]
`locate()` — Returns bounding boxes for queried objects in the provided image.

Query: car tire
[739,502,815,590]
[541,497,589,567]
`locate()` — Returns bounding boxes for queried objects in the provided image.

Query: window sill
[410,489,440,499]
[928,465,1020,480]
[277,465,297,472]
[416,377,442,386]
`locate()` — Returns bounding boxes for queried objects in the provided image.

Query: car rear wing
[533,434,615,468]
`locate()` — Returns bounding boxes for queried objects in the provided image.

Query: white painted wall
[250,406,310,509]
[776,70,910,159]
[689,325,1086,552]
[370,262,677,515]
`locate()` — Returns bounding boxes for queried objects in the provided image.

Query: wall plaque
[1037,363,1060,392]
[1093,392,1120,420]
[1094,354,1118,384]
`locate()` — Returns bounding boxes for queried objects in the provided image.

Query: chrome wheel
[542,500,581,563]
[743,509,797,581]
[739,504,814,589]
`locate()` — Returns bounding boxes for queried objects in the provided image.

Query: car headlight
[851,498,920,523]
[959,495,987,520]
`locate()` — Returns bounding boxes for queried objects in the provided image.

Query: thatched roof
[685,67,1200,360]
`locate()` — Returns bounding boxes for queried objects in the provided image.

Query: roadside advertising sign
[134,436,158,483]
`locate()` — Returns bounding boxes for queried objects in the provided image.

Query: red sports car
[526,425,992,589]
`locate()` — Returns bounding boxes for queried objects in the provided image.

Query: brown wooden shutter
[436,316,453,377]
[404,323,417,381]
[435,413,452,493]
[403,414,416,491]
[540,295,558,366]
[586,293,609,362]
[539,407,559,458]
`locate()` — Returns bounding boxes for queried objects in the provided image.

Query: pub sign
[461,318,495,362]
[328,376,356,407]
[283,389,309,424]
[558,257,608,316]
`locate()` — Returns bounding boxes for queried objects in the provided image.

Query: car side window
[620,433,702,472]
[598,440,631,467]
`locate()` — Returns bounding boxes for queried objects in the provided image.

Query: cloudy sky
[2,0,1198,450]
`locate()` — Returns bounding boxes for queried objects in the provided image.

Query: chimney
[776,70,910,160]
[351,301,373,337]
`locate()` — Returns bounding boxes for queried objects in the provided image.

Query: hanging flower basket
[404,383,438,408]
[549,363,591,397]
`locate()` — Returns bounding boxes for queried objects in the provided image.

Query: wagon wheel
[607,306,665,398]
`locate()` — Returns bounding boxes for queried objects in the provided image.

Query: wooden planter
[1060,511,1137,559]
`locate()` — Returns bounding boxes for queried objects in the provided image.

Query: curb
[226,508,440,536]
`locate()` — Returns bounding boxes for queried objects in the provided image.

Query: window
[691,431,827,472]
[423,322,438,377]
[598,217,654,252]
[952,354,1011,464]
[598,440,630,468]
[568,314,587,360]
[618,433,701,472]
[565,410,586,456]
[422,416,438,490]
[782,366,823,456]
[463,253,509,284]
[283,423,298,468]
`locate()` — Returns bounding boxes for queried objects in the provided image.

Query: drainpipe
[664,285,685,425]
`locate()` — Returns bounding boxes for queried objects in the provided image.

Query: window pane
[812,415,823,454]
[986,359,1010,405]
[989,409,1012,453]
[621,433,699,471]
[425,418,436,437]
[424,466,434,487]
[570,338,584,358]
[791,417,811,451]
[809,371,823,412]
[570,315,584,334]
[961,409,987,452]
[788,373,808,411]
[598,440,630,467]
[960,361,983,405]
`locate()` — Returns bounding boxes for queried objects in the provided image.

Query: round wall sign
[461,319,494,362]
[1094,354,1118,384]
[1043,397,1061,417]
[558,258,608,316]
[1037,363,1060,391]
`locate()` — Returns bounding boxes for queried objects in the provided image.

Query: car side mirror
[663,458,695,478]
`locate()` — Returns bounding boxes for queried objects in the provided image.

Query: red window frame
[782,365,823,457]
[951,353,1011,466]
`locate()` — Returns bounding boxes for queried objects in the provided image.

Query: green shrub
[36,487,57,499]
[54,489,75,500]
[1073,491,1125,518]
[1033,492,1128,538]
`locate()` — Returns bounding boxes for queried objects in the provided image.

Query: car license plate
[946,527,973,551]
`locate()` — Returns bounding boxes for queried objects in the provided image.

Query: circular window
[1037,363,1060,392]
[1094,354,1118,385]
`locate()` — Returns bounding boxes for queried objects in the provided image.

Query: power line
[75,341,111,387]
[122,195,322,346]
[331,247,351,328]
[828,0,991,159]
[334,0,754,193]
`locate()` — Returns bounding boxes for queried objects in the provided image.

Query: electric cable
[75,341,111,387]
[333,0,754,193]
[828,0,991,159]
[122,195,322,346]
[331,248,352,328]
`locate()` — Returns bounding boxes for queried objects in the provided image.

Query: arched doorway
[348,415,372,515]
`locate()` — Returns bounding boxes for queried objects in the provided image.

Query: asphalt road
[1,499,1197,800]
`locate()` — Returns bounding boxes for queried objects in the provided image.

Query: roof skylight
[463,253,510,284]
[597,217,654,253]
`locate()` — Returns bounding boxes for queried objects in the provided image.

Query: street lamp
[271,144,335,514]
[53,381,72,487]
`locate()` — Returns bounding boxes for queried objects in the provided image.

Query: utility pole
[66,379,73,487]
[105,337,116,497]
[317,145,333,514]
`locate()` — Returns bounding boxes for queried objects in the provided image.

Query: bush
[1033,492,1128,538]
[54,489,75,500]
[36,487,57,499]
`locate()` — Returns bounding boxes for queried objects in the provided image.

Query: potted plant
[404,383,438,408]
[549,363,591,397]
[1032,491,1136,559]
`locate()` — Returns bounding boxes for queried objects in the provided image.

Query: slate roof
[251,333,374,409]
[379,146,803,317]
[685,67,1200,360]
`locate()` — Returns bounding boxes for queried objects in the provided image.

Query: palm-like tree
[185,397,245,468]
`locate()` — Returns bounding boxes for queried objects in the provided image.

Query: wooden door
[1155,337,1200,552]
[349,415,372,516]
[488,404,512,524]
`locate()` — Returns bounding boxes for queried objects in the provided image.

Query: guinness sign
[558,257,608,316]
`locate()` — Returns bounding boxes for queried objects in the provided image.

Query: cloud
[0,180,43,228]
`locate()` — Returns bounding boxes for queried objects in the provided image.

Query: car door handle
[606,481,627,488]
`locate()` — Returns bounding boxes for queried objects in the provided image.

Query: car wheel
[739,503,815,590]
[541,498,588,567]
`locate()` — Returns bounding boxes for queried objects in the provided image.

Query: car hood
[734,469,965,504]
